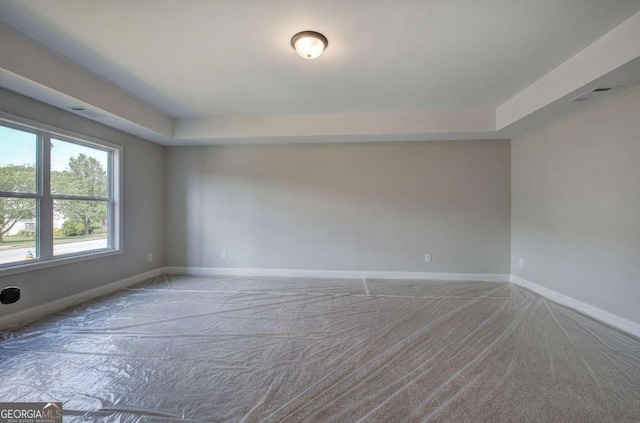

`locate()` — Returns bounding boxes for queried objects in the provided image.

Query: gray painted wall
[3,79,637,329]
[165,140,511,273]
[511,82,640,323]
[0,89,165,318]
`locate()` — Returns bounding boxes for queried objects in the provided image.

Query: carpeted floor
[0,275,638,422]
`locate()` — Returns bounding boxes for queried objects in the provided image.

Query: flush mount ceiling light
[291,31,328,59]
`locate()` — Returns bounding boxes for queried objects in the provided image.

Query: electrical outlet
[148,253,153,262]
[424,254,432,263]
[518,258,524,268]
[221,251,228,260]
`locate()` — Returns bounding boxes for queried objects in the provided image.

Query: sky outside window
[0,125,37,194]
[50,138,108,173]
[0,127,108,172]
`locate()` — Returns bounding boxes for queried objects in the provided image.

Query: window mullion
[0,192,39,199]
[107,151,114,249]
[50,195,110,201]
[39,133,53,259]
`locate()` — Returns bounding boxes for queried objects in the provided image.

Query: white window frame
[0,111,123,277]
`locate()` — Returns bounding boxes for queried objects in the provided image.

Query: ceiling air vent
[69,107,107,119]
[572,87,616,102]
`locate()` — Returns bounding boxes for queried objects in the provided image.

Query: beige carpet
[0,275,638,422]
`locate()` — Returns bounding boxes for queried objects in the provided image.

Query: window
[0,114,121,273]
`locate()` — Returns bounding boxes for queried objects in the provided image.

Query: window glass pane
[53,199,108,256]
[0,198,37,265]
[0,125,37,194]
[51,138,108,197]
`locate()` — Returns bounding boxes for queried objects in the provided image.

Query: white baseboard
[8,267,635,339]
[163,266,510,283]
[0,268,163,331]
[510,275,640,339]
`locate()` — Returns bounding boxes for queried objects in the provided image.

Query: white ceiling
[1,0,639,118]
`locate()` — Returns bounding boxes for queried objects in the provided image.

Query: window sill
[0,249,123,277]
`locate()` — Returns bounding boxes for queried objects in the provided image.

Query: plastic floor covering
[0,275,639,422]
